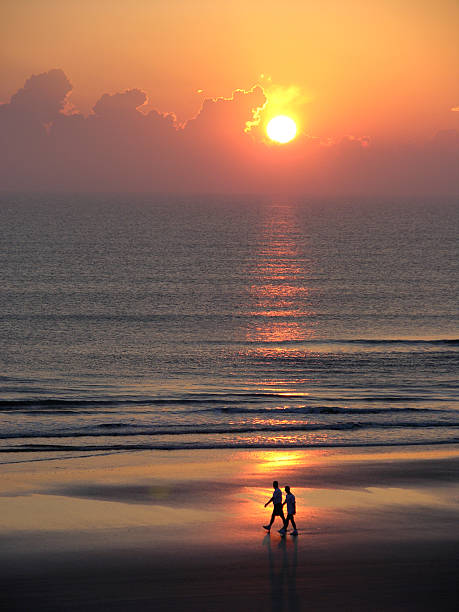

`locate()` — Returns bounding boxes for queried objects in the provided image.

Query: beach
[1,445,458,611]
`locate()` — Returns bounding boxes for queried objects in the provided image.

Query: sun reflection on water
[247,203,317,347]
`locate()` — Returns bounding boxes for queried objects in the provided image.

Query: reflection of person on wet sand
[282,486,298,536]
[263,480,286,533]
[263,533,299,612]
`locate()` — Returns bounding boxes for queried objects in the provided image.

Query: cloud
[93,89,148,117]
[8,68,72,122]
[0,69,457,196]
[184,86,266,139]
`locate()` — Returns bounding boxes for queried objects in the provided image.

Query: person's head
[273,481,278,489]
[285,486,290,494]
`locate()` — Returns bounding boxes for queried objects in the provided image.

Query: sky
[1,0,458,195]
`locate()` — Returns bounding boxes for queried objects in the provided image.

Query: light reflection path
[247,202,317,345]
[240,202,326,445]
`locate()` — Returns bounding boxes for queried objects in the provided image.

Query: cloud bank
[0,69,457,196]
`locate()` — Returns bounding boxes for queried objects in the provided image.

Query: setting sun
[266,115,297,143]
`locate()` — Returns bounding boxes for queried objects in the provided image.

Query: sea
[0,194,458,463]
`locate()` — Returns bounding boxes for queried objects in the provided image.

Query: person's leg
[279,510,287,531]
[263,508,276,530]
[290,516,297,530]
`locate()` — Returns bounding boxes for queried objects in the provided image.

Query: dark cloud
[0,69,73,190]
[8,68,72,122]
[92,89,147,117]
[0,69,457,195]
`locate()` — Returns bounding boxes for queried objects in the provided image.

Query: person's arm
[264,496,274,508]
[282,499,286,507]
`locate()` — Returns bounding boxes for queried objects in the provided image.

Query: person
[282,485,298,535]
[263,481,286,533]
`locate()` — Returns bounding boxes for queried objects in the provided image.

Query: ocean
[0,194,458,461]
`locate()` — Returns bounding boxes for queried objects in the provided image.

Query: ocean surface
[0,194,458,462]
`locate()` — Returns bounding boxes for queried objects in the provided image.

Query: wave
[328,339,459,346]
[0,393,450,412]
[0,394,306,410]
[0,326,457,345]
[1,419,458,440]
[224,338,459,348]
[216,406,445,415]
[97,422,132,428]
[1,438,458,455]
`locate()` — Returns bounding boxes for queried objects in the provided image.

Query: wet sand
[1,446,458,611]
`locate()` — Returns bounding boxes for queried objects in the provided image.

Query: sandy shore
[1,445,458,611]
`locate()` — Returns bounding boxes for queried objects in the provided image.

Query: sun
[266,115,297,144]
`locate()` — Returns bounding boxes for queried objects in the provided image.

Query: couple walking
[263,481,298,536]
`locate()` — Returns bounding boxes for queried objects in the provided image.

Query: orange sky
[2,0,458,143]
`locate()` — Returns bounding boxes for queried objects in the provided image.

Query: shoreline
[2,437,459,465]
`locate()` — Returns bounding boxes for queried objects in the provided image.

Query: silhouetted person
[264,480,286,533]
[282,486,298,535]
